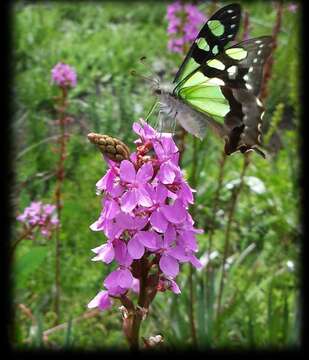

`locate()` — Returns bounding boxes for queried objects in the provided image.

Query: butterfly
[152,3,272,157]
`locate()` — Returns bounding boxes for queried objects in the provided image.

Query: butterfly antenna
[130,69,157,85]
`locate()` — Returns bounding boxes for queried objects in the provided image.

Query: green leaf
[14,246,49,289]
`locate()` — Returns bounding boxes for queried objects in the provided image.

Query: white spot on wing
[255,40,262,44]
[207,77,225,86]
[249,66,254,73]
[227,65,237,78]
[253,58,258,64]
[243,74,249,81]
[256,98,263,107]
[245,83,253,90]
[227,9,234,13]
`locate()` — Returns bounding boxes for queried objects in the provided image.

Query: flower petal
[150,210,168,233]
[114,240,132,267]
[118,268,133,288]
[161,199,187,224]
[157,162,176,184]
[178,181,194,205]
[159,255,179,277]
[169,279,181,294]
[127,235,145,259]
[189,254,203,268]
[163,224,176,246]
[136,231,159,250]
[91,243,115,263]
[87,290,112,310]
[137,187,153,207]
[168,245,187,261]
[104,270,119,290]
[119,160,136,183]
[121,189,138,213]
[136,162,153,183]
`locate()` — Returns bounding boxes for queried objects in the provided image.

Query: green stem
[216,154,250,323]
[54,86,68,324]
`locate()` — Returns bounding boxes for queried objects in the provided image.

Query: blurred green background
[12,0,300,350]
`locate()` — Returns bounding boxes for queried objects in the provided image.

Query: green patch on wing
[176,58,200,83]
[196,37,210,51]
[207,59,225,70]
[179,76,230,122]
[208,20,225,37]
[225,47,248,60]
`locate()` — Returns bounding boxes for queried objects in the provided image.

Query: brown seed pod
[87,132,130,162]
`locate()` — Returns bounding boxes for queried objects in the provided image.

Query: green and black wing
[173,3,241,85]
[176,36,273,156]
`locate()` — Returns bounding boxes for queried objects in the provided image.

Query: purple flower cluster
[287,3,298,13]
[17,201,59,238]
[51,62,77,88]
[88,120,202,311]
[167,1,206,53]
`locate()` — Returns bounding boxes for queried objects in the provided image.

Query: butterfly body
[153,3,272,157]
[155,88,227,139]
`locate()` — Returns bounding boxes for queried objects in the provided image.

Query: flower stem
[185,136,199,347]
[123,257,150,351]
[10,225,37,257]
[54,86,68,324]
[216,154,250,323]
[260,2,283,101]
[205,151,227,318]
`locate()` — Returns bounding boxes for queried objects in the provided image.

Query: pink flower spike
[51,62,77,88]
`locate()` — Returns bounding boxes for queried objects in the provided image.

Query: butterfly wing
[173,3,241,85]
[199,36,273,96]
[176,37,272,155]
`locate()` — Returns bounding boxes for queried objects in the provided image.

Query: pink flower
[51,62,77,88]
[88,120,202,312]
[17,201,59,239]
[287,3,298,12]
[119,160,153,212]
[166,2,206,54]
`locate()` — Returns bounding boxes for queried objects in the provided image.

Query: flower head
[17,201,59,238]
[287,3,298,13]
[166,2,206,54]
[51,62,77,88]
[88,120,202,312]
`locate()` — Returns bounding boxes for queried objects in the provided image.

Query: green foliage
[12,1,300,350]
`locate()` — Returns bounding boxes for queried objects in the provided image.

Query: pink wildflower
[17,201,59,239]
[88,120,202,312]
[51,62,77,88]
[166,2,206,54]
